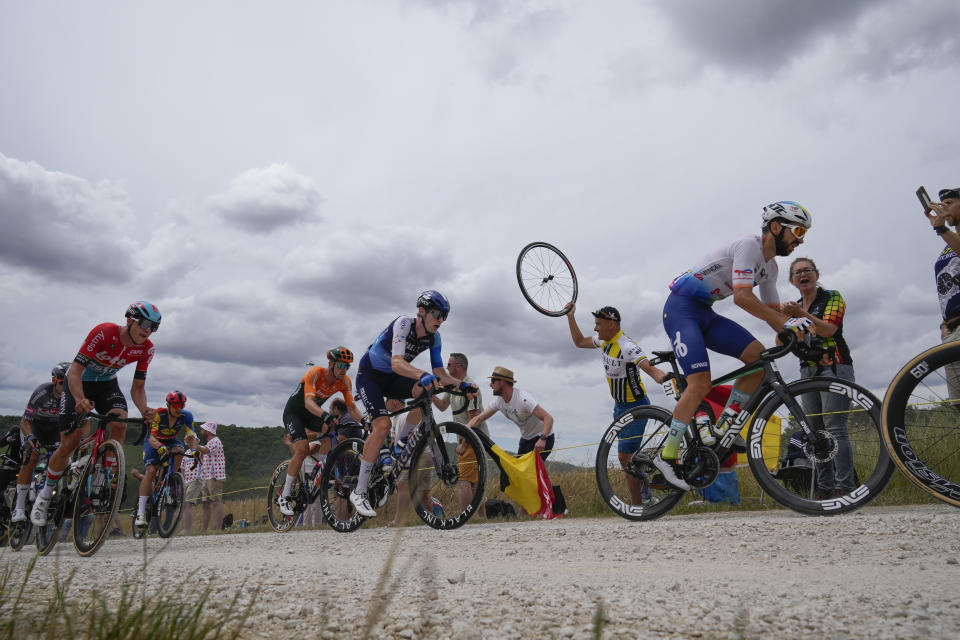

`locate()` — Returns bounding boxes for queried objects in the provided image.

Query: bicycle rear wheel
[882,342,960,507]
[73,440,125,556]
[35,475,70,555]
[318,439,366,533]
[747,377,893,515]
[266,460,300,533]
[408,421,487,530]
[157,472,185,538]
[516,242,578,316]
[595,406,685,521]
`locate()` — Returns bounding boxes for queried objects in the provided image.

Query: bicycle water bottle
[379,447,394,471]
[714,403,741,438]
[695,411,716,446]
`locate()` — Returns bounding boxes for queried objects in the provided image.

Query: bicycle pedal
[649,473,668,490]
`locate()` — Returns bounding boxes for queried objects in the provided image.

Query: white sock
[137,495,148,515]
[15,484,29,511]
[282,473,295,497]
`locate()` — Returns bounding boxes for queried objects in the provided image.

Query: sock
[137,495,148,515]
[15,484,29,511]
[661,419,689,460]
[356,459,373,493]
[282,473,295,497]
[725,387,750,412]
[40,467,64,499]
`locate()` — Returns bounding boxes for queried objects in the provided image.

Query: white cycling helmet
[761,201,811,229]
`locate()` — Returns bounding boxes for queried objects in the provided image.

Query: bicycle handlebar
[388,384,474,418]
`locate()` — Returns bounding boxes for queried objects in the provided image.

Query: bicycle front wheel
[157,472,184,538]
[516,242,578,316]
[318,439,366,533]
[882,342,960,507]
[408,421,487,530]
[747,377,893,516]
[73,440,125,556]
[266,460,299,533]
[595,406,685,521]
[36,475,70,555]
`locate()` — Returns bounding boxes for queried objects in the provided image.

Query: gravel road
[4,504,960,639]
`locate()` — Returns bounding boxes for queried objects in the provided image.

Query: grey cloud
[0,153,136,283]
[652,0,878,74]
[206,163,322,234]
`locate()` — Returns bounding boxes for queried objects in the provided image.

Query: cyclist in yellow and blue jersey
[135,390,195,527]
[565,302,670,504]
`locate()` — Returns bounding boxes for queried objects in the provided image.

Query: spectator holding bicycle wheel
[350,291,475,518]
[10,362,70,524]
[924,188,960,402]
[655,203,811,491]
[563,303,670,504]
[277,347,363,517]
[782,257,856,497]
[134,390,194,529]
[31,301,160,527]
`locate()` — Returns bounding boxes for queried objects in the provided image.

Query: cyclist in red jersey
[30,301,161,527]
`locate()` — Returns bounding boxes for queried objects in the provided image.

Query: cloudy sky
[1,0,957,465]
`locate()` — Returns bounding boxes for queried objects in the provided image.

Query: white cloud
[205,163,322,233]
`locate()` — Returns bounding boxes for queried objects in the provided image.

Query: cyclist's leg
[139,440,162,521]
[281,401,311,497]
[13,428,40,518]
[662,293,714,433]
[614,399,651,504]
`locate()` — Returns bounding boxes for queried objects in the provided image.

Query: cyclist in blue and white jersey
[349,290,476,517]
[655,202,813,490]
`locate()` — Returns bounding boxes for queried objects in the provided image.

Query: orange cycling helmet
[327,347,354,364]
[166,390,187,406]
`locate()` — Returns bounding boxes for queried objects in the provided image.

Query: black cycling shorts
[59,378,127,434]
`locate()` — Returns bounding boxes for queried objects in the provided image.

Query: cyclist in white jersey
[655,201,813,490]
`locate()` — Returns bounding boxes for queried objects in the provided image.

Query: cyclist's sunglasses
[781,223,807,239]
[333,362,350,370]
[53,377,64,384]
[167,401,185,409]
[428,309,448,321]
[134,317,160,332]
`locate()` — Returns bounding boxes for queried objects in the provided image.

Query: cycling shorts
[144,438,184,467]
[355,366,416,420]
[614,398,651,454]
[282,393,331,443]
[59,379,127,434]
[662,293,756,376]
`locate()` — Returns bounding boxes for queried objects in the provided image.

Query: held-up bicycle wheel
[595,406,684,521]
[72,440,125,556]
[408,421,487,530]
[747,377,893,515]
[881,342,960,507]
[157,472,185,538]
[516,242,578,316]
[266,460,299,533]
[318,439,366,533]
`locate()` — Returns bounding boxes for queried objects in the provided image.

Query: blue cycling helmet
[125,300,162,332]
[416,290,450,316]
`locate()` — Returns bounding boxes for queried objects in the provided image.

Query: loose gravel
[4,504,960,639]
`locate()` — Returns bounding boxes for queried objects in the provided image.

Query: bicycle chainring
[683,446,720,489]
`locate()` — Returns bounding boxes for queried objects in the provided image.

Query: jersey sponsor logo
[672,332,687,358]
[689,361,709,370]
[85,329,107,352]
[733,268,753,277]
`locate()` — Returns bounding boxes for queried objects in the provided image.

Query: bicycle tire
[408,421,487,530]
[595,406,685,521]
[516,242,578,317]
[266,460,300,533]
[881,342,960,507]
[35,475,70,555]
[8,519,32,551]
[318,438,367,533]
[72,440,125,556]
[157,472,185,538]
[0,507,8,548]
[747,377,893,515]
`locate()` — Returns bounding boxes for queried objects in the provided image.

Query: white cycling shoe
[11,508,27,523]
[135,511,149,528]
[349,490,376,517]
[277,496,295,516]
[652,455,691,492]
[30,496,50,527]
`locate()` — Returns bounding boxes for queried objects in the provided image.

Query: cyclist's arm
[432,394,451,411]
[19,417,33,437]
[434,366,459,387]
[391,354,429,381]
[304,396,328,420]
[733,286,789,333]
[564,303,594,348]
[467,406,497,428]
[66,361,92,412]
[130,378,156,422]
[781,302,837,338]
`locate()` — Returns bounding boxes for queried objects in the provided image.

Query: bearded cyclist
[349,291,475,517]
[277,347,364,516]
[31,301,160,527]
[655,202,812,490]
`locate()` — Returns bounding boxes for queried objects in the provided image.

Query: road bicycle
[0,453,19,548]
[266,446,328,533]
[132,449,196,539]
[516,241,578,316]
[881,341,960,507]
[7,444,59,551]
[33,412,142,557]
[595,333,894,520]
[317,385,486,532]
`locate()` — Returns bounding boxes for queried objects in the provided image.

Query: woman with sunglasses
[782,257,856,498]
[31,301,161,527]
[277,347,362,515]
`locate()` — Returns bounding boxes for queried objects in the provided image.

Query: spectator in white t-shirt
[467,366,555,460]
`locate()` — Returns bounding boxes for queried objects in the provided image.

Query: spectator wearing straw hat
[195,421,226,531]
[468,366,555,460]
